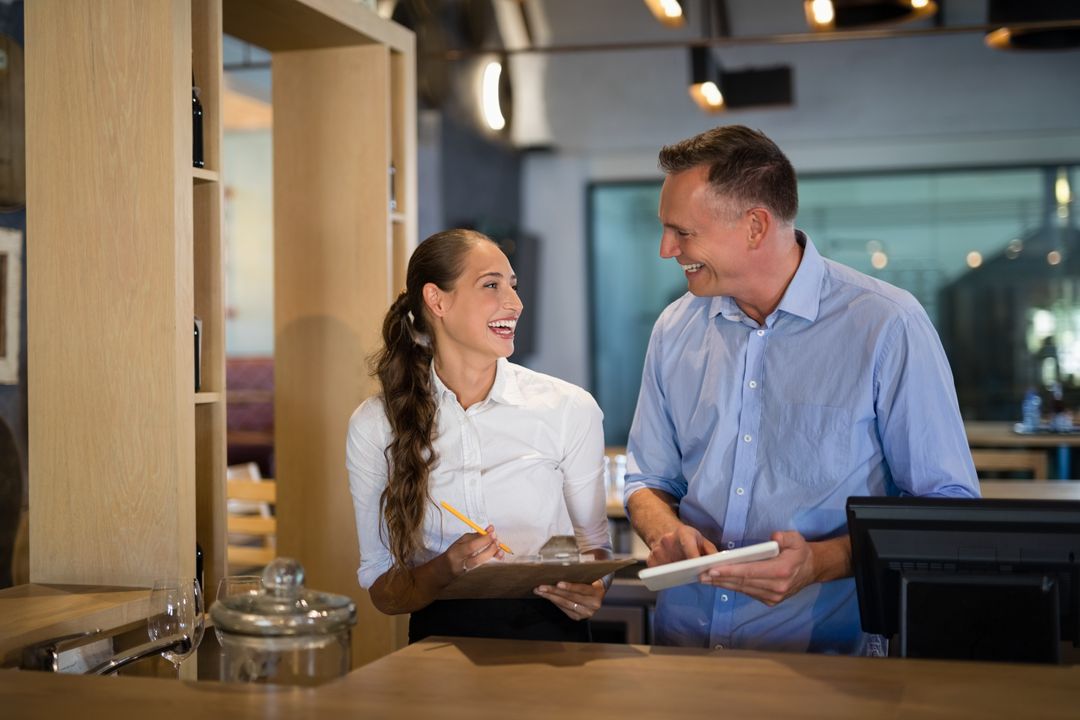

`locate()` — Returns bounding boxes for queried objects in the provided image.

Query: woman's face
[425,241,523,363]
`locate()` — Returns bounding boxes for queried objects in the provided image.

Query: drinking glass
[147,578,204,674]
[216,574,261,602]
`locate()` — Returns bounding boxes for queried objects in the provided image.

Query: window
[588,166,1079,445]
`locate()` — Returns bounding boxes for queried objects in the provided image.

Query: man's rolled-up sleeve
[624,318,688,510]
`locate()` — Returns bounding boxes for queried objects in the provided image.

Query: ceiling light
[805,0,937,31]
[689,46,725,112]
[644,0,686,28]
[1048,250,1063,266]
[807,0,835,27]
[481,60,506,131]
[966,251,983,269]
[687,47,793,113]
[986,0,1080,51]
[1056,168,1073,206]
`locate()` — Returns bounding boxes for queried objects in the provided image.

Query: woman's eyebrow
[477,271,517,283]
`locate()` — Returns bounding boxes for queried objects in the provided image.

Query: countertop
[4,636,1080,719]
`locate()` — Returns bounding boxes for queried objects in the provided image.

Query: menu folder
[438,555,637,600]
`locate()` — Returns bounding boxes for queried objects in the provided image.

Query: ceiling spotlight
[689,46,725,112]
[481,60,507,131]
[805,0,937,31]
[687,47,795,114]
[644,0,686,28]
[1056,168,1073,206]
[986,0,1080,51]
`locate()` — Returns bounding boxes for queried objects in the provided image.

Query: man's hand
[647,524,719,567]
[700,531,851,606]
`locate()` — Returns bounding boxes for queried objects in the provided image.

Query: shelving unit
[26,0,416,671]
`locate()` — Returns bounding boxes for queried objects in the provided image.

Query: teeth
[681,262,704,272]
[488,319,517,330]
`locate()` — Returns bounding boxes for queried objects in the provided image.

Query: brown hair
[371,228,493,570]
[658,125,798,223]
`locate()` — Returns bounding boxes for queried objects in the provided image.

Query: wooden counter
[0,584,148,667]
[4,637,1080,718]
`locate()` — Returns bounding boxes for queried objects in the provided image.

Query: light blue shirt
[624,231,979,654]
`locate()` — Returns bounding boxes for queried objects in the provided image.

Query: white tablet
[637,540,780,591]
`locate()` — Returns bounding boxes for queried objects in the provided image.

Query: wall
[222,128,274,356]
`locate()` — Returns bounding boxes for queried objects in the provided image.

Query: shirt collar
[709,229,823,324]
[430,357,526,407]
[775,230,824,323]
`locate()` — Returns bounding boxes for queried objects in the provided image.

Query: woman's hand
[442,525,505,578]
[533,579,607,620]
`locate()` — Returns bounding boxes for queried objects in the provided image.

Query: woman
[346,229,612,643]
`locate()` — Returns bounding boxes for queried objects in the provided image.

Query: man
[623,125,979,654]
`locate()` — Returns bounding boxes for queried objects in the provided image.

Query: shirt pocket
[774,402,851,488]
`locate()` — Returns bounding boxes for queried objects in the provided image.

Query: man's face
[658,165,748,298]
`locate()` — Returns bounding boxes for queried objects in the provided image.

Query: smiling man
[623,125,979,655]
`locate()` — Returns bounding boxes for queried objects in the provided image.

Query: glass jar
[210,557,356,686]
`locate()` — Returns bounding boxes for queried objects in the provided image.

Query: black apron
[408,598,591,644]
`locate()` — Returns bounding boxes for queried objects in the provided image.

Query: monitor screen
[847,496,1080,663]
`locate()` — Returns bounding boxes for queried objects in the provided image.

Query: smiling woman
[345,229,613,645]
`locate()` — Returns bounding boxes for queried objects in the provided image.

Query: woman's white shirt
[346,358,611,588]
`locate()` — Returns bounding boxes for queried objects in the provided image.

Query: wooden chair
[970,449,1048,480]
[226,477,277,569]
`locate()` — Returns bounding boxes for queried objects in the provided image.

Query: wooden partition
[27,0,199,587]
[25,0,415,671]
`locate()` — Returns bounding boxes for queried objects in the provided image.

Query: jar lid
[210,558,357,637]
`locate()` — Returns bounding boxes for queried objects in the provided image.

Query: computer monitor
[847,496,1080,663]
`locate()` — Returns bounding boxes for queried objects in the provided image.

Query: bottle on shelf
[1021,387,1042,432]
[194,316,203,392]
[195,542,204,597]
[1050,382,1072,431]
[192,72,205,169]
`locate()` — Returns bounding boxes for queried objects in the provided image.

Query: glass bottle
[192,73,205,168]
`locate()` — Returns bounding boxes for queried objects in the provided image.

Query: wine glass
[213,575,261,645]
[216,574,261,602]
[147,578,204,675]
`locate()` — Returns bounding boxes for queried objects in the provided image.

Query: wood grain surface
[3,637,1080,719]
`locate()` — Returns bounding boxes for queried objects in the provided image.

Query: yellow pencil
[439,501,514,555]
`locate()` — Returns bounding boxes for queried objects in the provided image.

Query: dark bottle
[194,316,202,392]
[192,74,205,168]
[195,542,204,595]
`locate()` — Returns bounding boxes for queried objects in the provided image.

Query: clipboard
[438,557,637,600]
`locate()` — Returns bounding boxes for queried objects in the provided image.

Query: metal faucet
[20,630,191,675]
[88,633,192,675]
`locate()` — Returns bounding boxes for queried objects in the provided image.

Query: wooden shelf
[192,166,219,183]
[27,0,415,671]
[0,584,149,666]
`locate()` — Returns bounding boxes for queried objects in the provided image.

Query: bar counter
[5,636,1080,719]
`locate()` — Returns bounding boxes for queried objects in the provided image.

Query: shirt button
[727,541,735,549]
[748,380,757,388]
[720,594,729,602]
[743,434,752,443]
[714,644,725,650]
[736,487,745,496]
[756,329,765,336]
